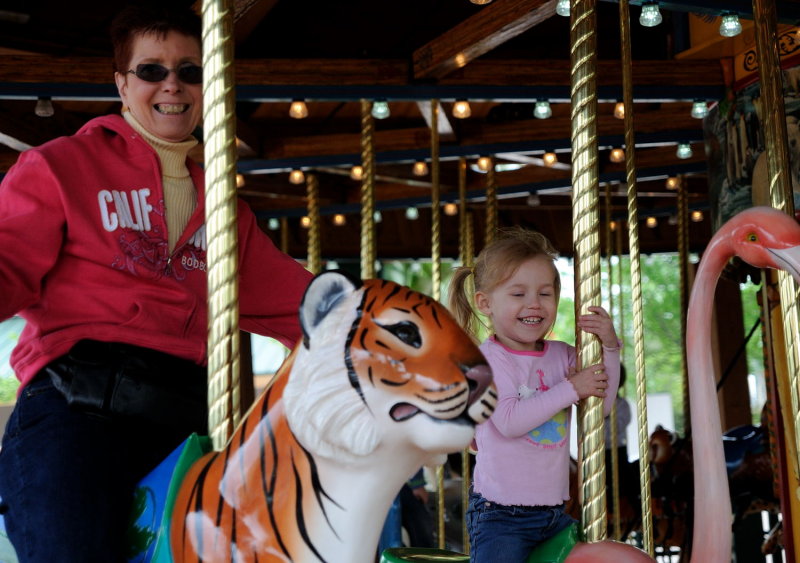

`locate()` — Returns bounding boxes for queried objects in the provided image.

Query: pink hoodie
[0,114,312,388]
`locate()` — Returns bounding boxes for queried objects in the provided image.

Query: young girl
[449,227,620,562]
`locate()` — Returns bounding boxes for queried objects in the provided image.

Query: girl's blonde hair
[448,227,561,338]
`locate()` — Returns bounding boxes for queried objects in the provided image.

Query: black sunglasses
[126,63,203,85]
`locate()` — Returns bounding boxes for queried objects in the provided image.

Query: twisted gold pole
[306,173,321,275]
[677,178,691,437]
[753,0,800,490]
[457,156,474,554]
[485,158,497,244]
[569,0,606,542]
[604,185,621,541]
[202,0,240,451]
[360,100,376,280]
[619,0,652,553]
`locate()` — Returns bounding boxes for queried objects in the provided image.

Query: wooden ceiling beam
[413,0,558,80]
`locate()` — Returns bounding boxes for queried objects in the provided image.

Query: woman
[0,4,312,561]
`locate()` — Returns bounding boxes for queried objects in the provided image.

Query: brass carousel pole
[605,185,621,541]
[753,0,800,556]
[306,173,322,275]
[619,0,652,553]
[202,0,240,451]
[360,100,376,280]
[457,156,474,553]
[429,100,446,550]
[485,158,497,243]
[569,0,606,542]
[677,177,691,437]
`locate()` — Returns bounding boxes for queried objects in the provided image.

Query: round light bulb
[268,218,280,231]
[289,99,308,119]
[469,0,492,4]
[333,213,346,227]
[35,96,54,118]
[350,165,364,181]
[543,152,558,167]
[614,101,625,120]
[556,0,570,17]
[533,100,552,119]
[609,148,625,163]
[691,210,704,222]
[236,173,245,188]
[300,216,311,228]
[665,176,681,190]
[371,100,390,120]
[453,100,472,119]
[691,100,708,119]
[610,220,617,232]
[719,13,742,37]
[412,161,429,176]
[289,169,305,184]
[676,143,693,159]
[406,207,419,220]
[646,216,658,228]
[477,156,493,172]
[639,3,662,27]
[374,210,382,223]
[443,202,458,216]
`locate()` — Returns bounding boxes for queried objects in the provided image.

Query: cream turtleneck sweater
[123,111,199,252]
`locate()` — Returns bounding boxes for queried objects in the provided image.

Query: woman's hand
[577,305,618,349]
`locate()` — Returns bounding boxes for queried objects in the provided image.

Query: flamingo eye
[747,233,758,242]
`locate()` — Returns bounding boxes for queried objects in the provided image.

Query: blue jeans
[0,373,203,562]
[466,490,575,562]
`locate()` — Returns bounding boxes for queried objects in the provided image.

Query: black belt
[45,339,207,432]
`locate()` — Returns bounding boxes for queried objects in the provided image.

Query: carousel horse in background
[127,271,498,563]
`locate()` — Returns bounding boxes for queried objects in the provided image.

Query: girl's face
[114,31,202,142]
[475,255,558,352]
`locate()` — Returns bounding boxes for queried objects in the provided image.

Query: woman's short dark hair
[110,3,202,73]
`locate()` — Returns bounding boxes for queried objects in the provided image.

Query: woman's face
[114,31,202,142]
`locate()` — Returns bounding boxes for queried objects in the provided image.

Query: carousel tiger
[168,271,497,562]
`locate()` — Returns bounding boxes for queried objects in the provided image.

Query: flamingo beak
[769,245,800,284]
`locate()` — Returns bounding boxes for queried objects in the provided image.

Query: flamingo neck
[686,244,733,563]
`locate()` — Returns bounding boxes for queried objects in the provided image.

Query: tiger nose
[465,364,492,404]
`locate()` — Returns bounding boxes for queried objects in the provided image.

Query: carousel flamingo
[539,206,800,562]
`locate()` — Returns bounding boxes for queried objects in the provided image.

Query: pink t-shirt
[473,337,620,506]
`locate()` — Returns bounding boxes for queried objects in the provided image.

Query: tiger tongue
[389,403,421,421]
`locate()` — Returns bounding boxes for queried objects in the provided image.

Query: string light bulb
[646,216,658,228]
[676,143,693,159]
[268,218,280,231]
[333,213,347,227]
[691,210,704,222]
[289,169,305,184]
[614,101,625,120]
[543,151,558,167]
[453,100,472,119]
[469,0,492,4]
[719,12,742,37]
[609,147,625,163]
[406,207,419,220]
[477,156,493,172]
[371,100,390,120]
[556,0,570,17]
[533,99,552,120]
[665,176,681,190]
[412,161,429,176]
[610,220,618,232]
[443,202,458,216]
[300,216,311,228]
[236,173,245,188]
[350,165,364,181]
[289,99,308,119]
[35,96,54,117]
[639,2,662,27]
[691,100,709,119]
[374,210,382,223]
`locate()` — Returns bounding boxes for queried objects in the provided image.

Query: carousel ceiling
[1,0,799,260]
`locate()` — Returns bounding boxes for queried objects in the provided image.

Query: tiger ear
[299,270,362,347]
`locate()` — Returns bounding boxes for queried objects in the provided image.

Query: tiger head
[284,271,496,465]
